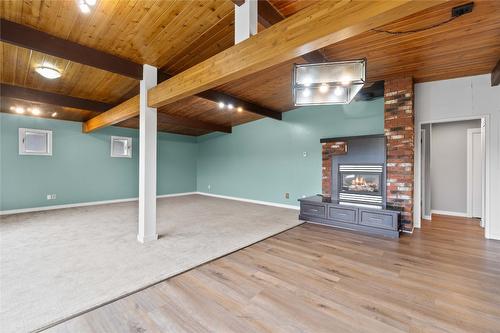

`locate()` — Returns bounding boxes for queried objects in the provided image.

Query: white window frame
[19,128,53,156]
[110,136,132,158]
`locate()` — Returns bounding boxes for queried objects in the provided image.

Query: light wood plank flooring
[46,215,500,333]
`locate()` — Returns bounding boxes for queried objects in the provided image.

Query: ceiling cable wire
[371,16,458,35]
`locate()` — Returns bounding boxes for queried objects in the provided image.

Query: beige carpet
[0,194,301,332]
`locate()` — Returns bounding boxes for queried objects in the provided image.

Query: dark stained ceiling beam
[157,71,282,120]
[0,19,281,122]
[492,59,500,86]
[257,0,328,63]
[231,0,246,6]
[257,0,285,26]
[1,83,230,134]
[0,19,143,80]
[197,90,281,120]
[0,83,115,112]
[157,113,232,133]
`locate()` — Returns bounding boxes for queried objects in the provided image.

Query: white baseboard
[431,210,468,218]
[156,192,198,199]
[0,192,198,216]
[486,233,500,241]
[196,192,300,210]
[422,215,432,220]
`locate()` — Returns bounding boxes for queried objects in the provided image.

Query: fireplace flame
[353,176,366,186]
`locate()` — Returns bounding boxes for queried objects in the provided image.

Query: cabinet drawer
[359,211,397,230]
[328,207,356,224]
[301,203,326,218]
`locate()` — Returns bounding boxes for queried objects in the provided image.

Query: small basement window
[19,128,52,156]
[111,136,132,158]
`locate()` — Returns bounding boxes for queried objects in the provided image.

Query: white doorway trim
[414,115,490,238]
[420,128,431,220]
[466,128,482,219]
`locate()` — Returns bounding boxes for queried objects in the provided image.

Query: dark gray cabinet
[299,196,400,238]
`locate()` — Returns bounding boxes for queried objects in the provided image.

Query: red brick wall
[384,77,414,231]
[321,141,347,197]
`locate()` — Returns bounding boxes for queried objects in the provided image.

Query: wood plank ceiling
[1,0,499,136]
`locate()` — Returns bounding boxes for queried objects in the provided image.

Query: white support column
[235,0,257,44]
[137,64,158,243]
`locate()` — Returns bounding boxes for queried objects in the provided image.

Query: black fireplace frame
[329,135,387,207]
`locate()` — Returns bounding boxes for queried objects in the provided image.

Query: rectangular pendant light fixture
[293,59,366,106]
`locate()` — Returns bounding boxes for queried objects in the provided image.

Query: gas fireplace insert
[338,164,383,205]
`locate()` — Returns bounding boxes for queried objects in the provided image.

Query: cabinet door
[328,207,357,224]
[301,203,326,218]
[359,210,397,230]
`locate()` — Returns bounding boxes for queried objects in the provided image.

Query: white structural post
[235,0,257,44]
[137,64,158,243]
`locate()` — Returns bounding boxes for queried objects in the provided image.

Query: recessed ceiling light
[218,102,225,109]
[227,104,234,110]
[237,107,243,112]
[15,106,25,114]
[319,83,329,93]
[35,64,61,79]
[9,106,15,111]
[31,108,41,116]
[51,112,58,117]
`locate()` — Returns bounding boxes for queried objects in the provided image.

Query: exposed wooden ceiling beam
[82,96,139,133]
[257,0,328,63]
[158,71,282,120]
[157,113,232,133]
[197,90,281,120]
[1,19,281,123]
[148,1,445,109]
[0,84,115,112]
[492,59,500,86]
[257,0,284,27]
[82,96,232,134]
[0,19,143,80]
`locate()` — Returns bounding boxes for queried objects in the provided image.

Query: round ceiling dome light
[35,65,61,79]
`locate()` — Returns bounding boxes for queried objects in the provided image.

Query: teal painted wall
[196,98,384,206]
[1,98,382,211]
[0,113,197,211]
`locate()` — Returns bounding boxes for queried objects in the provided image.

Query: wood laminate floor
[46,215,500,333]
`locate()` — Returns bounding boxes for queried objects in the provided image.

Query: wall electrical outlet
[47,194,56,200]
[285,192,290,199]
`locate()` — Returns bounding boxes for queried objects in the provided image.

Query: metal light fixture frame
[292,59,366,106]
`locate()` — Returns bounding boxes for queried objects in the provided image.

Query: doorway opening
[418,117,487,235]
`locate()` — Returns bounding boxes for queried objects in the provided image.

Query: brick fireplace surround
[322,77,415,232]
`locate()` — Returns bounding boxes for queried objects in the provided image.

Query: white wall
[415,74,500,239]
[430,120,481,214]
